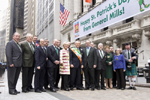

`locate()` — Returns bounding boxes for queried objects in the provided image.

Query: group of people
[6,32,138,95]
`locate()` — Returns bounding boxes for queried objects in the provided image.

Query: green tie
[30,43,34,53]
[100,50,103,58]
[86,48,89,56]
[55,47,58,55]
[128,50,130,59]
[17,43,22,51]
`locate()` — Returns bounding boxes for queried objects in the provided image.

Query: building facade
[60,0,150,68]
[36,0,63,44]
[21,0,36,41]
[0,9,7,62]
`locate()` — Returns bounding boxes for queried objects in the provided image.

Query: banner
[73,0,150,40]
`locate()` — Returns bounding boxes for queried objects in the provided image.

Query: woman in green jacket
[105,46,113,89]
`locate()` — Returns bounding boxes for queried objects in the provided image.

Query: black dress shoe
[50,88,56,92]
[70,87,73,90]
[35,89,41,93]
[101,87,106,90]
[22,89,28,93]
[27,88,31,91]
[55,86,60,89]
[121,88,125,90]
[9,91,17,95]
[91,88,95,91]
[113,86,117,88]
[15,90,20,94]
[96,87,100,90]
[77,87,83,90]
[127,86,133,89]
[40,89,46,92]
[132,87,137,90]
[45,87,50,90]
[84,87,89,90]
[64,88,70,91]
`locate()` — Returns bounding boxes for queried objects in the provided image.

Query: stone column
[74,0,82,19]
[64,0,74,23]
[138,30,150,68]
[113,39,119,52]
[96,0,102,4]
[83,0,92,12]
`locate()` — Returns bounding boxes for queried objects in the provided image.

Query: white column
[83,0,92,12]
[74,0,82,19]
[96,0,102,3]
[64,0,74,23]
[138,30,150,68]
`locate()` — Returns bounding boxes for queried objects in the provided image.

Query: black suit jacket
[6,40,22,67]
[47,45,59,68]
[82,47,97,68]
[34,46,47,69]
[96,50,106,70]
[70,47,83,68]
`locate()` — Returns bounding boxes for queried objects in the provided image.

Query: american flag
[59,3,70,26]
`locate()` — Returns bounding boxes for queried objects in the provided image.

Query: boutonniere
[107,56,110,58]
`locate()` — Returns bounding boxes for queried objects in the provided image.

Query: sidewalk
[0,70,73,100]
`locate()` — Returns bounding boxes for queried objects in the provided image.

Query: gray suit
[6,40,22,93]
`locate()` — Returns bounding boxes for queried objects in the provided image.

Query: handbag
[127,62,132,70]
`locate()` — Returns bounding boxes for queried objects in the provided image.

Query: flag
[59,3,70,26]
[85,0,92,3]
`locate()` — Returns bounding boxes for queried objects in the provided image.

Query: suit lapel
[25,42,33,53]
[39,46,46,56]
[12,40,22,52]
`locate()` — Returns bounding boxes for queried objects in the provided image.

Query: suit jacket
[82,47,97,68]
[47,45,59,68]
[6,40,22,67]
[96,49,106,70]
[34,46,47,69]
[122,48,137,64]
[21,41,35,67]
[70,47,83,68]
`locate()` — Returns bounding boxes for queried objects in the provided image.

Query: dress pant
[22,67,33,90]
[70,67,81,88]
[83,65,95,88]
[54,66,60,87]
[95,69,105,88]
[113,71,117,87]
[61,75,69,89]
[116,68,125,89]
[47,68,55,89]
[34,68,45,90]
[44,68,49,88]
[29,66,34,88]
[7,67,21,92]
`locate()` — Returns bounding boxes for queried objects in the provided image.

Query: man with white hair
[21,33,35,93]
[47,39,59,92]
[6,32,22,95]
[95,43,106,90]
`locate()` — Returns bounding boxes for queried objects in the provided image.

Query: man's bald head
[13,32,20,42]
[53,39,58,46]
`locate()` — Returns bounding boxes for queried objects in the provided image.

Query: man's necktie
[128,50,130,59]
[100,50,103,58]
[55,47,58,55]
[86,47,89,56]
[17,43,22,52]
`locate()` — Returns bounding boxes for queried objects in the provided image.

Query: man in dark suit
[82,40,97,91]
[34,39,47,93]
[44,39,50,89]
[47,39,59,92]
[110,46,117,88]
[21,33,35,93]
[95,43,106,90]
[70,41,83,90]
[6,32,22,95]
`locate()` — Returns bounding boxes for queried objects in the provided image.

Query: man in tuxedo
[95,43,106,90]
[21,33,35,93]
[110,46,117,88]
[34,39,47,93]
[70,41,83,90]
[122,43,138,90]
[44,39,50,89]
[82,40,97,91]
[47,39,59,92]
[6,32,22,95]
